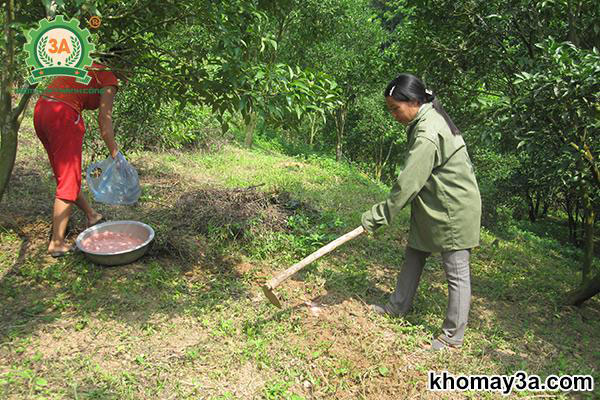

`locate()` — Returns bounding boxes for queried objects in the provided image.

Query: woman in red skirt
[34,59,124,257]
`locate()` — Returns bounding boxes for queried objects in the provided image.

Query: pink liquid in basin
[81,231,145,253]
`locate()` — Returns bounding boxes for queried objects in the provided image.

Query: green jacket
[362,103,481,252]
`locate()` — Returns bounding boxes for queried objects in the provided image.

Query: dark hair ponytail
[384,73,460,136]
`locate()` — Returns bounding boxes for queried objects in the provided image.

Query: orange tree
[512,40,600,305]
[0,0,344,200]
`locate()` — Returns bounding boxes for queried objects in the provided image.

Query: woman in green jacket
[362,73,481,351]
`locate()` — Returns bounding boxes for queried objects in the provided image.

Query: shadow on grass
[0,236,248,342]
[0,155,362,347]
[0,160,297,342]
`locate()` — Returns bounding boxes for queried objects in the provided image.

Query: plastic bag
[86,152,141,205]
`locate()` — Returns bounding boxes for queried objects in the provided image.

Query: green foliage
[471,148,524,226]
[194,0,344,144]
[376,0,599,216]
[113,86,225,152]
[345,92,402,182]
[512,39,600,196]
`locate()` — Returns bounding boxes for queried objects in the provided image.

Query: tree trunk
[564,182,599,306]
[308,113,318,147]
[374,165,381,181]
[0,0,39,203]
[381,138,395,182]
[0,89,35,203]
[334,106,347,163]
[575,200,581,246]
[565,193,577,244]
[375,134,384,181]
[375,136,395,182]
[542,200,549,217]
[565,272,600,306]
[566,0,581,47]
[244,112,257,148]
[527,190,536,222]
[0,121,19,202]
[581,184,594,284]
[0,0,16,203]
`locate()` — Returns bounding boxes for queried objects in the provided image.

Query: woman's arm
[98,86,119,159]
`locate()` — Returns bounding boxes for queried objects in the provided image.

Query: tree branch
[512,18,535,58]
[104,1,143,20]
[473,13,519,97]
[570,142,600,187]
[112,14,196,47]
[10,84,37,125]
[1,0,15,119]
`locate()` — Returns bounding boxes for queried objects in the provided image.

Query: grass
[0,113,599,399]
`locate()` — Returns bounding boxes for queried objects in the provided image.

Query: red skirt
[33,96,86,202]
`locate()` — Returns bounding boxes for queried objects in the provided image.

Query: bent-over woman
[34,57,124,257]
[362,73,481,351]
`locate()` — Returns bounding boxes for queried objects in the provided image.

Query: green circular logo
[24,16,95,84]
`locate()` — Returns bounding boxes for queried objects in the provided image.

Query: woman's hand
[361,210,379,235]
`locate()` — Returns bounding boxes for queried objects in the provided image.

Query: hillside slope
[1,118,598,399]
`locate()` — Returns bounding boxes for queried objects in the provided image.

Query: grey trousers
[387,246,471,346]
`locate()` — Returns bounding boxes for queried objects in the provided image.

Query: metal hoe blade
[262,285,282,308]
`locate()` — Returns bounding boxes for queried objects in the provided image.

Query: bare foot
[87,212,104,227]
[48,242,73,256]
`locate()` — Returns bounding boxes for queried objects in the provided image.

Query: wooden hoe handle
[262,226,365,307]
